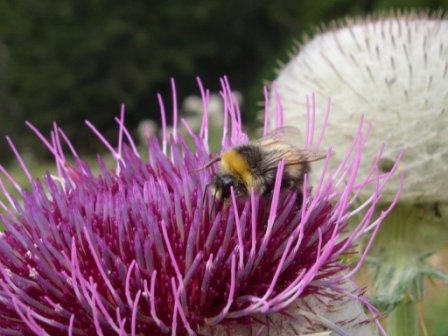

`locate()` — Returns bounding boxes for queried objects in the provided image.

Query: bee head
[212,173,245,199]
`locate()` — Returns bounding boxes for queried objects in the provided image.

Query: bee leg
[209,187,219,219]
[291,179,304,209]
[201,183,212,209]
[295,190,304,209]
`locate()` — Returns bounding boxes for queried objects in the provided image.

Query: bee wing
[262,147,328,171]
[254,127,328,171]
[253,126,303,148]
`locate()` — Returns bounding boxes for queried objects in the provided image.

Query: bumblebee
[197,126,327,200]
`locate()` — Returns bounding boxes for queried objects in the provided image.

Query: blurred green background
[0,0,445,161]
[0,0,447,335]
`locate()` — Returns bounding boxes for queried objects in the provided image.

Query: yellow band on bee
[221,150,254,187]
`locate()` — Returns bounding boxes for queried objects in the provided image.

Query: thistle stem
[372,204,424,336]
[387,300,419,336]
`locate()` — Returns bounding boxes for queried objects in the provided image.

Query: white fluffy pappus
[272,13,448,203]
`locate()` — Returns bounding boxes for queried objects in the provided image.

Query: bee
[195,126,328,201]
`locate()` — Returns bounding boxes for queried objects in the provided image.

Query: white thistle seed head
[273,13,448,203]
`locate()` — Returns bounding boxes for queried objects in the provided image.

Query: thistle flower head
[273,12,447,203]
[0,77,401,335]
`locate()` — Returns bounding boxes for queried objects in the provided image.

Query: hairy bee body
[205,127,325,200]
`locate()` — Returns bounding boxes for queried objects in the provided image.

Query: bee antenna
[189,156,221,173]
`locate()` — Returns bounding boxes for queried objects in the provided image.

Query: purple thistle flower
[0,77,402,336]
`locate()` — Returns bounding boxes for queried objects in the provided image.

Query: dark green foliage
[0,0,446,159]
